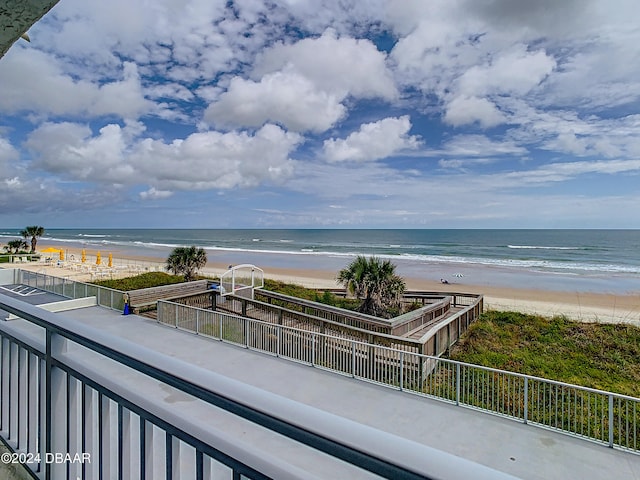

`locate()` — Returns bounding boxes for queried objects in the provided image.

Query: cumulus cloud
[204,71,346,132]
[444,96,505,128]
[25,122,133,181]
[205,29,396,132]
[3,0,640,227]
[0,51,152,119]
[25,121,302,192]
[130,123,301,190]
[253,28,397,100]
[0,137,19,165]
[323,116,421,162]
[457,46,556,97]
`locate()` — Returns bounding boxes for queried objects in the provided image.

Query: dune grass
[92,271,186,290]
[448,310,640,397]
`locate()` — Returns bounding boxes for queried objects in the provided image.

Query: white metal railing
[0,293,515,480]
[19,269,124,311]
[158,300,640,454]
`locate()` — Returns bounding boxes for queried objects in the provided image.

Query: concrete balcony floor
[2,295,640,479]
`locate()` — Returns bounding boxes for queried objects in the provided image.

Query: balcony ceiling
[0,0,59,58]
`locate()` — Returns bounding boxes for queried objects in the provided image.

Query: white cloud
[25,122,134,181]
[0,51,152,119]
[205,28,397,132]
[440,135,527,157]
[140,188,174,200]
[25,121,302,192]
[3,0,640,227]
[444,96,505,128]
[132,124,302,190]
[457,46,555,96]
[253,28,397,100]
[323,116,421,162]
[204,70,346,132]
[501,159,640,186]
[0,137,19,174]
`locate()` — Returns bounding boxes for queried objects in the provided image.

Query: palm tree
[4,239,29,254]
[20,226,45,253]
[337,256,406,317]
[166,246,208,282]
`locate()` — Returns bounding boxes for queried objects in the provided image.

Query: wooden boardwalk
[405,306,464,340]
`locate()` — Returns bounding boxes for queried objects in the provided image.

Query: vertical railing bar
[457,363,462,405]
[139,418,146,480]
[17,344,22,449]
[65,372,71,480]
[399,351,404,391]
[98,392,103,480]
[524,377,528,425]
[587,392,591,438]
[26,350,31,454]
[8,340,12,442]
[118,404,123,480]
[609,394,614,447]
[81,383,87,480]
[196,450,204,480]
[351,341,356,378]
[166,432,173,480]
[0,338,4,433]
[44,332,52,480]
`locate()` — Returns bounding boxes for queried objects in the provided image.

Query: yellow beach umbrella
[59,250,65,261]
[41,247,61,253]
[96,252,101,265]
[108,253,113,267]
[81,249,86,263]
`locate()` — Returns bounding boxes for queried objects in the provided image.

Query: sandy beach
[4,242,639,326]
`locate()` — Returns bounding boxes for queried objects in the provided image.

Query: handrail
[255,289,393,327]
[197,290,424,351]
[0,293,515,480]
[157,300,640,454]
[19,268,125,310]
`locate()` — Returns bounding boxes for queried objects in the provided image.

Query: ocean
[2,229,640,294]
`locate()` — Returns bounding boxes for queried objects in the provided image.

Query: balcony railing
[20,269,124,311]
[157,300,640,454]
[0,293,515,480]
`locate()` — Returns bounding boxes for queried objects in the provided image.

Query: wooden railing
[127,280,210,312]
[171,289,483,357]
[172,290,424,354]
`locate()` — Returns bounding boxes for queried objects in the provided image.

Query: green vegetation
[3,238,28,254]
[21,225,45,253]
[93,272,187,290]
[337,255,406,317]
[166,246,207,281]
[263,279,360,310]
[449,310,640,397]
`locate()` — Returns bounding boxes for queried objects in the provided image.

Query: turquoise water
[3,229,640,293]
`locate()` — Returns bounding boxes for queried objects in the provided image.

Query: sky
[1,0,640,229]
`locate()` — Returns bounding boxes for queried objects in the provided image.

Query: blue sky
[1,0,640,229]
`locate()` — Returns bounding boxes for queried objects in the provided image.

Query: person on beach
[440,278,449,284]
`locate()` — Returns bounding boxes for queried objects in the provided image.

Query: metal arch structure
[219,264,264,299]
[0,0,60,59]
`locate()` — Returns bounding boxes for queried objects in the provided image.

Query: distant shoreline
[30,232,640,295]
[12,241,640,326]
